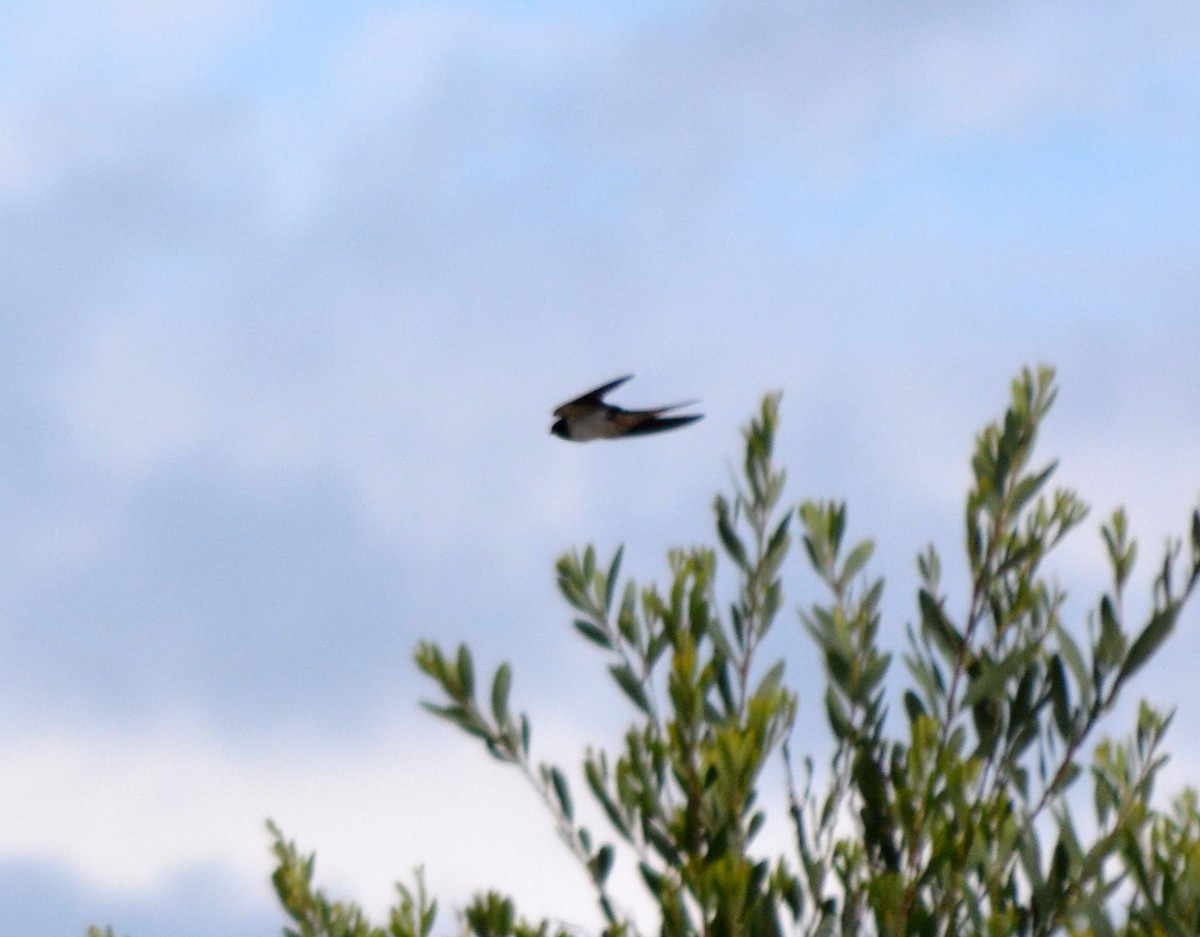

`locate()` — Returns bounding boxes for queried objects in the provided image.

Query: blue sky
[2,1,1199,934]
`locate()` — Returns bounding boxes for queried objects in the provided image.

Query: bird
[550,375,703,441]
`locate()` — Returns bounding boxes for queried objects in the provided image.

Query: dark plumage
[550,375,702,441]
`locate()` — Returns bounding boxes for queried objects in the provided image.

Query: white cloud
[0,718,613,928]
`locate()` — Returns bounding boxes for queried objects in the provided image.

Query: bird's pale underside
[550,375,702,441]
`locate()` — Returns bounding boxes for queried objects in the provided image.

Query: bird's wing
[553,375,634,416]
[614,412,704,437]
[651,399,700,413]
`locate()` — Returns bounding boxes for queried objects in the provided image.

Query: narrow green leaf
[1017,826,1044,890]
[617,587,641,646]
[585,763,629,838]
[830,503,846,555]
[609,663,651,715]
[1048,655,1073,740]
[854,754,888,810]
[840,540,875,585]
[1096,597,1124,672]
[1050,760,1082,796]
[604,546,624,613]
[766,513,792,565]
[643,820,681,866]
[716,497,749,570]
[972,696,1001,755]
[903,690,925,724]
[755,660,786,700]
[589,844,614,884]
[1093,770,1116,826]
[919,589,964,656]
[1117,605,1180,686]
[705,611,734,663]
[1008,665,1037,735]
[639,861,664,897]
[780,872,805,920]
[824,688,852,741]
[860,653,890,697]
[1050,837,1070,890]
[412,641,445,681]
[715,657,737,716]
[456,645,475,701]
[573,619,612,649]
[490,663,512,724]
[904,647,940,707]
[1010,461,1057,517]
[1055,624,1089,690]
[549,767,573,821]
[420,703,491,742]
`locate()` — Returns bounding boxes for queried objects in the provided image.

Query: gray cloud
[1,0,1196,736]
[0,856,276,937]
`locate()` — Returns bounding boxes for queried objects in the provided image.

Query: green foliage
[269,819,396,937]
[262,366,1200,937]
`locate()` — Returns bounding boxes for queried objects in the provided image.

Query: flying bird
[550,375,703,441]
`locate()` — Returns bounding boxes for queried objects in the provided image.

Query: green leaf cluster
[257,366,1200,937]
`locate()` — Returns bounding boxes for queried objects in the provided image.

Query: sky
[2,0,1199,934]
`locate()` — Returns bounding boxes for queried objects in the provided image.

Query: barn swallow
[550,375,703,441]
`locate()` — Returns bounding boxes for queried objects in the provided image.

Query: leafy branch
[252,366,1200,937]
